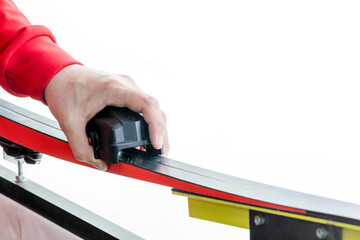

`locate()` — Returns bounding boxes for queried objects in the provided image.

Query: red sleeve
[0,0,81,103]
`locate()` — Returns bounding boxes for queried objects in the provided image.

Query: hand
[44,64,169,171]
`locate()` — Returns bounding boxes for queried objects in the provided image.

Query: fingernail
[101,164,108,171]
[96,162,108,171]
[155,137,163,149]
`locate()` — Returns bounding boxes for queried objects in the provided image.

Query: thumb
[64,123,108,171]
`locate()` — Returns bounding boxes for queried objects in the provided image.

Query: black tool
[86,106,163,164]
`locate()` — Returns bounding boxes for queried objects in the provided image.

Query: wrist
[44,64,84,104]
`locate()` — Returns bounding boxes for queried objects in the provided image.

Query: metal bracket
[250,210,343,240]
[0,136,42,182]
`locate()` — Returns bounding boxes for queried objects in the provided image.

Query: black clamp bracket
[0,136,42,182]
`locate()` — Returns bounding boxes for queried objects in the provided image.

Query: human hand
[44,64,169,171]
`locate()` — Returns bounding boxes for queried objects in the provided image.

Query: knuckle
[72,150,86,161]
[60,121,74,134]
[120,74,132,80]
[161,110,167,122]
[103,81,124,104]
[144,95,159,108]
[102,77,119,90]
[119,74,135,84]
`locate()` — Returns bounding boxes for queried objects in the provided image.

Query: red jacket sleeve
[0,0,81,103]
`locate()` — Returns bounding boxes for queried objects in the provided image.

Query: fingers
[144,106,165,149]
[108,87,167,150]
[162,111,170,156]
[63,121,108,171]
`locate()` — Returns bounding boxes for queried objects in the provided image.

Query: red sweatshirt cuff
[0,25,81,103]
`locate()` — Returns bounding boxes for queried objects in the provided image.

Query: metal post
[15,158,26,183]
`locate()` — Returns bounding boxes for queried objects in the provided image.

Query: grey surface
[123,149,360,223]
[0,99,66,141]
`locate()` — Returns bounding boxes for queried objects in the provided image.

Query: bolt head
[254,215,265,226]
[316,227,328,239]
[15,175,26,183]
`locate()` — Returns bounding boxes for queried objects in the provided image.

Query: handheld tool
[86,106,163,164]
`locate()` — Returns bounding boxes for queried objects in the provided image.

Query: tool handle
[86,106,163,164]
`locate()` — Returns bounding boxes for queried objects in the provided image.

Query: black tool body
[86,106,163,164]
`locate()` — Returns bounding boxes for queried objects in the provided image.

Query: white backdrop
[1,1,360,239]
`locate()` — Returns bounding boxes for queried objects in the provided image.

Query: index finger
[62,121,108,171]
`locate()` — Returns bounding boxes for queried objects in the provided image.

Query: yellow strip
[172,190,360,232]
[343,229,360,240]
[188,198,249,229]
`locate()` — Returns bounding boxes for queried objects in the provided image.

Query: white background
[1,0,360,239]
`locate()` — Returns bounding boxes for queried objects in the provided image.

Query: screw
[15,159,26,183]
[316,227,328,239]
[254,215,265,226]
